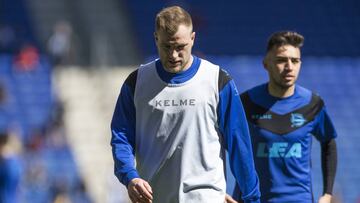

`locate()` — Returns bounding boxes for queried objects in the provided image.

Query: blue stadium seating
[0,54,52,139]
[0,54,92,202]
[124,0,360,58]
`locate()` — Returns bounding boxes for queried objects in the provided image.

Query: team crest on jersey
[290,113,306,127]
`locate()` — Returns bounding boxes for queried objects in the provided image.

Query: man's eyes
[291,59,300,64]
[276,58,288,63]
[176,45,185,50]
[163,45,171,49]
[162,45,186,50]
[276,58,300,64]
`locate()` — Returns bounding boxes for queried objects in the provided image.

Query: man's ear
[263,57,268,70]
[191,32,196,41]
[263,52,271,70]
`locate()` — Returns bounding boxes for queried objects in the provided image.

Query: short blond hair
[155,6,193,35]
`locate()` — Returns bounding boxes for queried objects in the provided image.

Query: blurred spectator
[26,128,46,151]
[71,180,93,203]
[53,194,72,203]
[51,178,71,203]
[53,192,72,203]
[13,44,40,72]
[47,21,75,66]
[0,131,22,203]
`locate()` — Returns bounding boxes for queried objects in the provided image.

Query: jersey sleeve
[312,101,338,195]
[321,139,337,195]
[312,105,338,142]
[217,70,260,203]
[110,70,139,186]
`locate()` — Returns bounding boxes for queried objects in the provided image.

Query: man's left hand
[225,194,238,203]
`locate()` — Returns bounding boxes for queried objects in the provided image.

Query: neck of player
[268,82,295,98]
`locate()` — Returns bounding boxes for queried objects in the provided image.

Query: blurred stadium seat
[124,0,360,57]
[0,53,93,202]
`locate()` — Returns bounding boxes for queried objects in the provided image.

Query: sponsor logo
[252,114,272,120]
[154,99,196,107]
[257,142,302,158]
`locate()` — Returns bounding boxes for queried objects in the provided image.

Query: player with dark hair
[110,6,260,203]
[230,31,337,203]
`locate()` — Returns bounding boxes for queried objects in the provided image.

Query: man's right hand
[127,178,153,203]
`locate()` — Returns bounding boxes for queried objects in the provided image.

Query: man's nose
[285,59,294,71]
[169,49,178,59]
